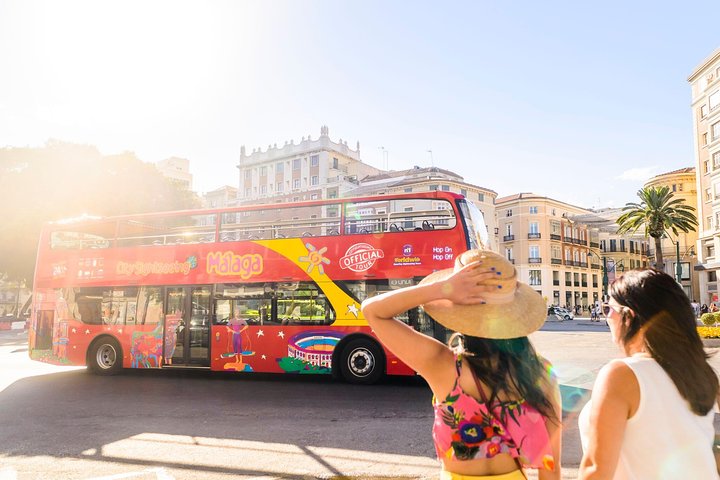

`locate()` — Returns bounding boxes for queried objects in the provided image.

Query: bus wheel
[339,339,384,384]
[88,337,123,375]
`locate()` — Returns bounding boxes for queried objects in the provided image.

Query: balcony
[579,262,588,268]
[591,264,601,270]
[503,235,515,242]
[528,233,541,239]
[551,258,562,265]
[590,242,599,248]
[529,257,542,264]
[550,234,561,241]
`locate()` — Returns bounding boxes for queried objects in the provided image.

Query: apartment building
[202,185,238,209]
[495,194,599,309]
[496,194,648,310]
[689,47,720,305]
[597,229,650,290]
[644,167,699,300]
[156,156,193,190]
[236,125,382,204]
[344,166,498,248]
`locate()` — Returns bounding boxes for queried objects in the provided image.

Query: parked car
[547,306,574,321]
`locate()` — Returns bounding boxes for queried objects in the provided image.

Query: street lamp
[587,251,609,301]
[588,251,625,302]
[673,240,696,293]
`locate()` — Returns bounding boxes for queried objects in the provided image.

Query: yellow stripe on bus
[254,239,365,327]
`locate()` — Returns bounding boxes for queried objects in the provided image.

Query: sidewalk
[545,315,609,326]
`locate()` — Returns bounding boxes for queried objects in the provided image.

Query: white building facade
[237,126,382,204]
[689,47,720,305]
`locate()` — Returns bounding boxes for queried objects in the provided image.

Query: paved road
[1,324,718,480]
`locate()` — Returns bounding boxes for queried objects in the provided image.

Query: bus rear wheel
[339,339,384,385]
[88,337,123,375]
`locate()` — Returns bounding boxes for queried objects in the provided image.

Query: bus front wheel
[87,337,123,375]
[339,339,384,385]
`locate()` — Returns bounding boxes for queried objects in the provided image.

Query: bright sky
[1,0,719,209]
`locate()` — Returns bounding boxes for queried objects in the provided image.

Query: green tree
[0,140,201,284]
[616,186,698,272]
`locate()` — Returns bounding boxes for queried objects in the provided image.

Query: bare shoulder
[593,359,640,416]
[596,359,635,384]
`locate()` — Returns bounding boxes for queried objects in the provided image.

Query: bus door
[164,286,212,367]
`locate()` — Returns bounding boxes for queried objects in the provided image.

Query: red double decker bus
[29,191,488,383]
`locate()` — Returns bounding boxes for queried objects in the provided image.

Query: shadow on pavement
[0,368,434,478]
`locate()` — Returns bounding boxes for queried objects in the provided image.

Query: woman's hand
[434,261,501,305]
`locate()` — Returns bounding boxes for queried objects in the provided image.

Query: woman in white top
[578,268,719,479]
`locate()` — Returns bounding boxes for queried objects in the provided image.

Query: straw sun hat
[419,250,547,339]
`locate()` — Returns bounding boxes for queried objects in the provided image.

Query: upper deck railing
[45,192,464,250]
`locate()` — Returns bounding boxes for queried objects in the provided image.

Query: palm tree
[616,186,698,272]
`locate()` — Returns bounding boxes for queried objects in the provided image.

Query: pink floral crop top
[432,356,555,471]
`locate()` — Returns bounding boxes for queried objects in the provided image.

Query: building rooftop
[349,165,497,196]
[647,167,695,180]
[237,125,362,165]
[495,192,588,212]
[688,46,720,81]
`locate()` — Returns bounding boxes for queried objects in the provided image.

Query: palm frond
[615,186,698,263]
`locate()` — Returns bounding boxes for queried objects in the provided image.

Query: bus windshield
[458,199,490,250]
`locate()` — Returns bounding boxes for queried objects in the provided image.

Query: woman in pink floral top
[362,250,561,480]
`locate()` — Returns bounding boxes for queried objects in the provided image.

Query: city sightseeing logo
[339,243,384,272]
[117,256,197,276]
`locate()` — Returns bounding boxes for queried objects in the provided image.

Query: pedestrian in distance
[702,303,709,315]
[578,268,719,479]
[362,250,561,480]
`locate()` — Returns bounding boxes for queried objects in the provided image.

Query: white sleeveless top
[579,355,718,479]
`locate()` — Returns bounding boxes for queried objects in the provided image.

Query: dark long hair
[610,268,718,416]
[457,335,556,421]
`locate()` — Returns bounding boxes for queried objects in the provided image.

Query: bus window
[214,284,274,326]
[219,204,341,241]
[49,218,115,250]
[116,214,216,247]
[214,299,232,325]
[63,287,140,326]
[344,198,457,234]
[276,282,334,326]
[108,287,138,325]
[67,287,105,325]
[338,278,436,337]
[136,287,163,325]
